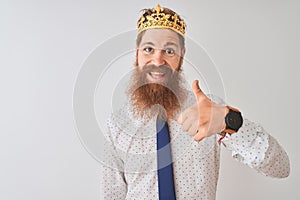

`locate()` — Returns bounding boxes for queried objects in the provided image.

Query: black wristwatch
[222,106,243,134]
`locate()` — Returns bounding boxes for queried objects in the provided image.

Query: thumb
[192,80,205,100]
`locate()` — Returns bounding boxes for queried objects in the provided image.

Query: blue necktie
[156,118,176,200]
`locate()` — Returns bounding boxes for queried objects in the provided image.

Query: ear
[181,47,186,57]
[135,48,139,67]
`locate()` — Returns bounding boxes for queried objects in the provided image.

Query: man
[101,5,290,199]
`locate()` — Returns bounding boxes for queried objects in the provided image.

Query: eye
[165,48,175,55]
[143,47,153,53]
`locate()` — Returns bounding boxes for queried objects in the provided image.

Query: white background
[1,0,299,199]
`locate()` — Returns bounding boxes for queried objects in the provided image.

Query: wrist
[221,106,230,132]
[221,105,243,134]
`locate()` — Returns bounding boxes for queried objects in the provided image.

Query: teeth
[151,72,164,75]
[147,71,166,83]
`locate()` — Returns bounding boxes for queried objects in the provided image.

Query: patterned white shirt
[101,92,290,200]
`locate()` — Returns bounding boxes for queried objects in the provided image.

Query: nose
[151,50,165,66]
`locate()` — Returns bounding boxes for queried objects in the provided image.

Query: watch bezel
[225,106,243,132]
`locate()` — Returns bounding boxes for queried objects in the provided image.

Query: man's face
[136,29,185,84]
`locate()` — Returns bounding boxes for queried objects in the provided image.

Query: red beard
[128,65,187,119]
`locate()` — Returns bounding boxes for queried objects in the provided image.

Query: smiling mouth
[147,71,167,83]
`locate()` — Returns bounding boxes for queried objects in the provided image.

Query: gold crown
[137,5,186,36]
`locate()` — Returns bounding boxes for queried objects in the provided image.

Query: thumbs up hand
[178,80,229,142]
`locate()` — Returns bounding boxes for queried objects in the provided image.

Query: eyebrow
[140,42,155,47]
[140,42,178,48]
[164,42,178,48]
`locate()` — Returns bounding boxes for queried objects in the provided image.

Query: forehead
[139,28,180,47]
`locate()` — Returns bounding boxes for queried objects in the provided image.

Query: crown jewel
[137,5,186,36]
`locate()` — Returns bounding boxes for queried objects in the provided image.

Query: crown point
[155,4,162,13]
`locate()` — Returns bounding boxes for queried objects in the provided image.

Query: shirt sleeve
[100,117,127,199]
[220,118,290,178]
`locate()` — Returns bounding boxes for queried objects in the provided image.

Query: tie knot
[156,118,167,133]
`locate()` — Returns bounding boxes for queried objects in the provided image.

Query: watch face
[226,110,243,131]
